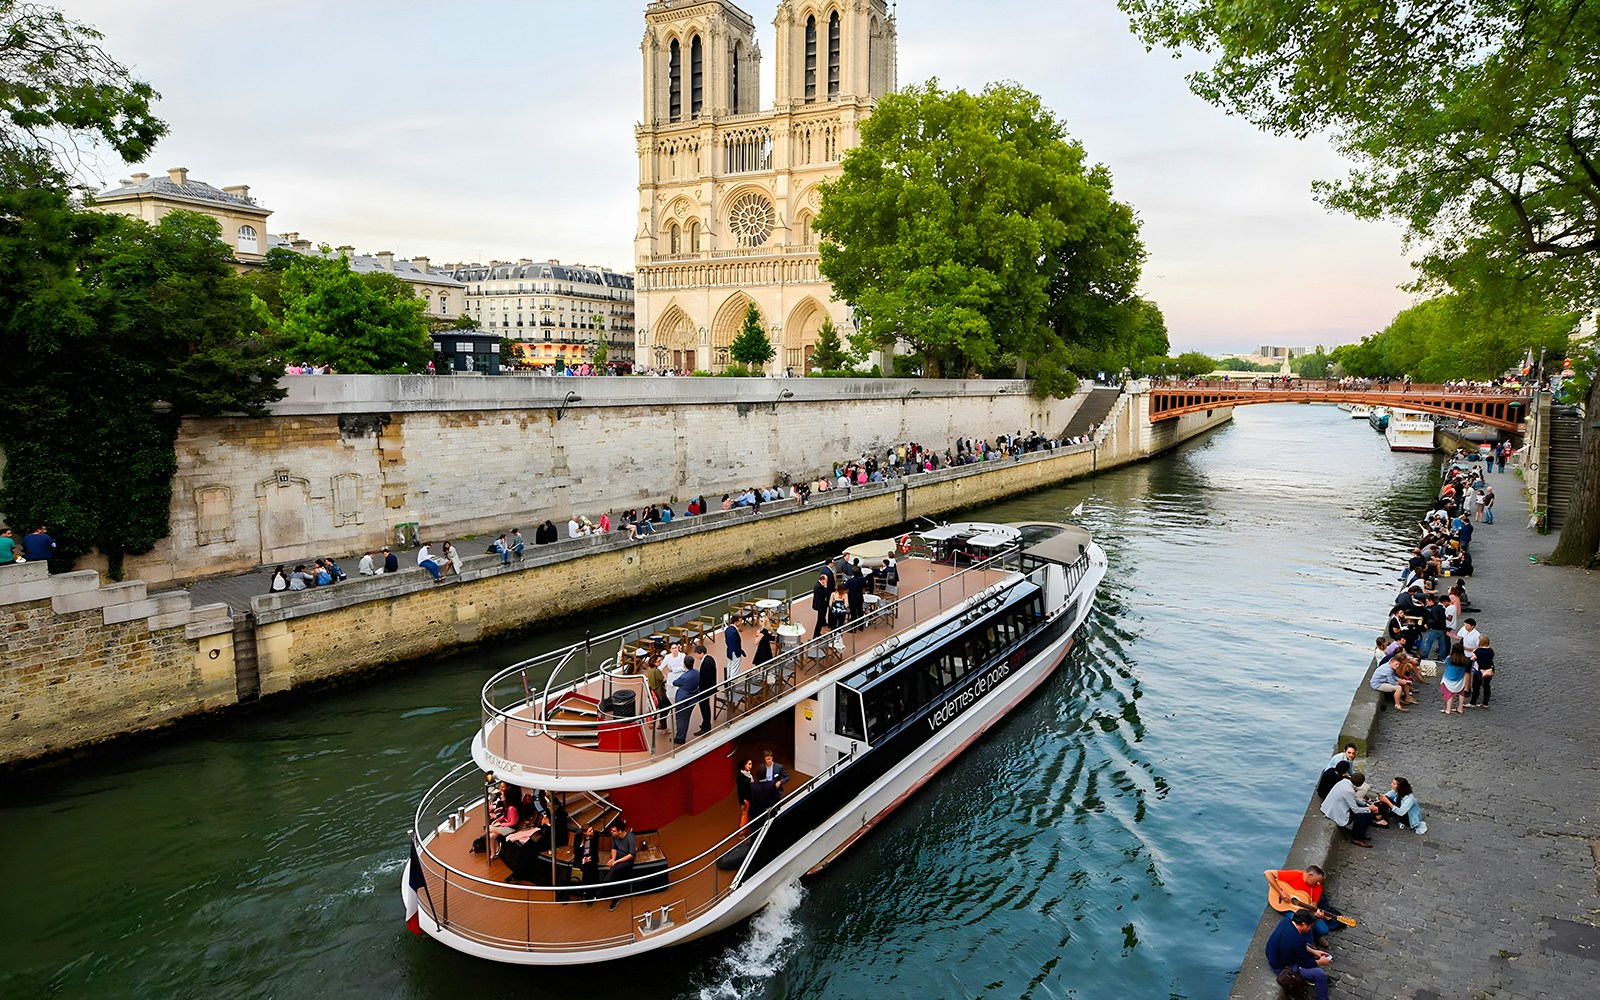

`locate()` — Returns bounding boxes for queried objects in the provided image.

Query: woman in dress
[751,628,776,668]
[827,583,850,632]
[442,541,463,576]
[1440,645,1471,715]
[643,654,669,731]
[736,758,755,828]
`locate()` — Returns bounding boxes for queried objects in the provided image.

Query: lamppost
[654,343,668,372]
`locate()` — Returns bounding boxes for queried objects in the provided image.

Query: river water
[0,404,1441,1000]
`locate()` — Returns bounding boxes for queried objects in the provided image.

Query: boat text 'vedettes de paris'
[402,521,1106,964]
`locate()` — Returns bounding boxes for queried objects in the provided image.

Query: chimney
[281,231,299,242]
[548,259,560,265]
[130,172,149,183]
[336,245,355,257]
[376,251,395,270]
[222,184,251,200]
[167,167,189,185]
[412,256,430,272]
[517,258,532,266]
[291,238,313,252]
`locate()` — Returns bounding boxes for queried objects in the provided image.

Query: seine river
[0,403,1440,1000]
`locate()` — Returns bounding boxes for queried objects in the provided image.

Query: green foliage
[808,317,856,372]
[717,363,756,377]
[0,193,285,576]
[1330,294,1576,381]
[890,353,924,378]
[1120,0,1598,314]
[1292,347,1331,379]
[1216,357,1280,372]
[592,341,608,367]
[0,1,167,189]
[815,79,1151,387]
[728,303,774,367]
[1135,351,1217,380]
[275,250,432,373]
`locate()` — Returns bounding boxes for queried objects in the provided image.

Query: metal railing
[412,746,860,953]
[477,549,1032,778]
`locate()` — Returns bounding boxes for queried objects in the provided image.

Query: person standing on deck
[695,644,717,735]
[724,618,746,676]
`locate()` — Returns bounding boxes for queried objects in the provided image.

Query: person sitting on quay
[509,528,525,560]
[535,520,558,545]
[1264,865,1345,946]
[270,566,289,592]
[567,515,585,539]
[1374,776,1428,834]
[1316,759,1352,801]
[492,534,512,565]
[1369,655,1414,711]
[289,564,315,590]
[358,550,378,576]
[416,543,444,582]
[1468,635,1496,708]
[1321,769,1380,847]
[313,560,334,586]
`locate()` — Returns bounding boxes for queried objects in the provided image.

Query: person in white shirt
[358,551,377,576]
[567,516,582,538]
[661,643,689,698]
[1457,618,1481,653]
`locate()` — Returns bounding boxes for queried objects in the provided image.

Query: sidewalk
[1320,483,1600,998]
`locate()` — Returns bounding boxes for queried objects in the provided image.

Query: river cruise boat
[1385,409,1437,452]
[404,521,1105,964]
[1346,403,1373,419]
[1368,407,1391,432]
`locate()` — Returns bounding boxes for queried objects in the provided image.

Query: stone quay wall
[68,376,1097,586]
[0,386,1229,765]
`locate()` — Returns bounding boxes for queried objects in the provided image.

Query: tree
[0,197,284,577]
[1331,294,1575,382]
[1120,0,1600,562]
[807,316,857,373]
[815,80,1151,388]
[275,250,433,373]
[728,303,775,368]
[0,1,166,188]
[1293,348,1332,379]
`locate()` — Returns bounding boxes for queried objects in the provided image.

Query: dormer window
[236,225,259,254]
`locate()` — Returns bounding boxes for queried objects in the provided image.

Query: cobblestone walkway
[1324,485,1600,999]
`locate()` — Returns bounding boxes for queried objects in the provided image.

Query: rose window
[728,192,775,248]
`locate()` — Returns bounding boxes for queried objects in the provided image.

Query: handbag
[1276,966,1308,991]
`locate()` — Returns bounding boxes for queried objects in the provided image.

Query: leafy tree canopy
[0,195,284,576]
[1120,0,1598,312]
[815,80,1151,390]
[1329,294,1576,382]
[275,250,432,373]
[1135,351,1217,380]
[728,303,775,368]
[1292,347,1331,379]
[0,1,166,189]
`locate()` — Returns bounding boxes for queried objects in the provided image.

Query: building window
[729,192,775,248]
[828,12,841,99]
[236,224,258,254]
[688,220,700,253]
[732,40,742,110]
[804,16,817,103]
[669,223,681,254]
[669,39,682,121]
[690,35,703,117]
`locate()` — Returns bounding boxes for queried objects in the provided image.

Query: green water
[0,405,1440,999]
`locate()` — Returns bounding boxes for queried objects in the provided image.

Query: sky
[59,0,1418,355]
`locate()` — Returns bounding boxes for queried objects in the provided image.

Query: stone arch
[785,297,829,373]
[711,292,758,369]
[651,303,699,372]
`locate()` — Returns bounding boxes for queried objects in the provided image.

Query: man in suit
[810,572,832,636]
[672,661,700,743]
[757,750,789,802]
[695,644,718,735]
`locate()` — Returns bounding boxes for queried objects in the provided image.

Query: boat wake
[687,880,806,1000]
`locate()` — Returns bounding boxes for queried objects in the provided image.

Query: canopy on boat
[844,538,898,561]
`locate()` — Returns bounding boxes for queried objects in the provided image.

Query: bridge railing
[1148,378,1531,396]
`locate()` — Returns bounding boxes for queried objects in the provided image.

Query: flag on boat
[404,840,427,934]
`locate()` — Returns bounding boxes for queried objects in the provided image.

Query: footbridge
[1147,380,1533,432]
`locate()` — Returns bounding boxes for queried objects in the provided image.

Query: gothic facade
[634,0,896,373]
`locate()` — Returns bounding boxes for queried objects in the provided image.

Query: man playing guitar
[1265,866,1354,945]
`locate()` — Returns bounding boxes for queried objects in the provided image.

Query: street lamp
[771,388,794,413]
[556,390,582,421]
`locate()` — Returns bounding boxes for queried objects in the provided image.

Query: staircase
[1061,387,1121,439]
[562,789,622,836]
[1545,406,1584,529]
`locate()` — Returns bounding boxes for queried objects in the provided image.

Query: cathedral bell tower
[642,1,761,124]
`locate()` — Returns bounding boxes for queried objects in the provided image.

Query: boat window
[835,685,866,742]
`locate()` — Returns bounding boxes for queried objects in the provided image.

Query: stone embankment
[1230,473,1600,1000]
[0,384,1229,766]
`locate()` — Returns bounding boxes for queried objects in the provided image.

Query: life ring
[898,535,913,554]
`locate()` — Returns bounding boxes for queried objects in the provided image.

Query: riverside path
[1318,488,1600,998]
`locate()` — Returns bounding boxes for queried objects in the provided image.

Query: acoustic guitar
[1268,884,1358,928]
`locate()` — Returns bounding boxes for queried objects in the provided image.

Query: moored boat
[1347,403,1373,419]
[403,521,1105,964]
[1385,410,1436,452]
[1368,407,1390,432]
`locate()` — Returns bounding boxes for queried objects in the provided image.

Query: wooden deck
[417,761,811,952]
[478,558,1010,779]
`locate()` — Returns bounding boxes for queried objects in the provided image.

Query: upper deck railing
[476,548,1041,781]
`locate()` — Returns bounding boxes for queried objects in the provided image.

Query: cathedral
[633,0,897,373]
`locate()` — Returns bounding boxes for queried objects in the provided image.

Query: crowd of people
[1265,453,1506,997]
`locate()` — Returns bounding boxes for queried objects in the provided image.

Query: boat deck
[417,764,811,953]
[477,557,1013,780]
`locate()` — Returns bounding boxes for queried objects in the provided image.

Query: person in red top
[1265,866,1340,945]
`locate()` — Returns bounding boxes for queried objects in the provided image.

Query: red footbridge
[1147,380,1533,432]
